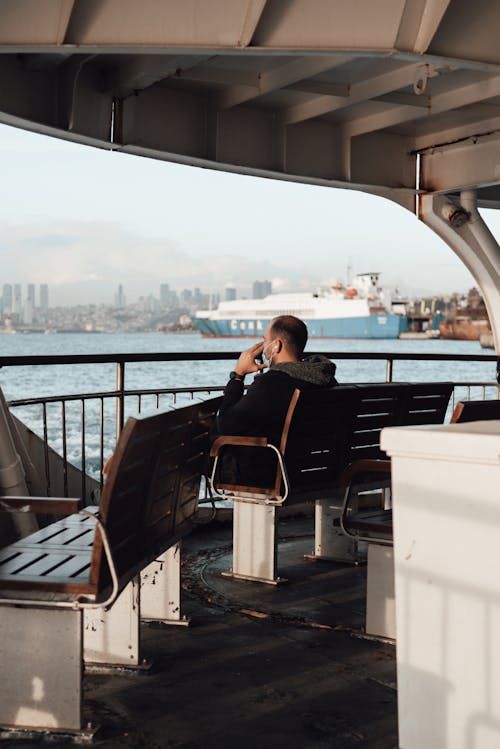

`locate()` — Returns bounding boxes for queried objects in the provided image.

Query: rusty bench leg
[141,543,189,626]
[0,606,84,733]
[84,576,144,670]
[312,499,360,563]
[365,544,395,640]
[223,499,281,585]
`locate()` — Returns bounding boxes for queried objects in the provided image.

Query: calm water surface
[0,331,495,401]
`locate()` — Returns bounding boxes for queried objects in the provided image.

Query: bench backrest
[282,382,453,498]
[451,398,500,423]
[90,396,220,594]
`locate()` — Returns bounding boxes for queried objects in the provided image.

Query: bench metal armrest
[0,496,82,515]
[210,437,290,506]
[339,459,392,545]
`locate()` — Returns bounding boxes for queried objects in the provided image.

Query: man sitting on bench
[214,315,338,487]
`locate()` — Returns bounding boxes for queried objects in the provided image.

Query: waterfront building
[27,283,35,309]
[2,283,12,315]
[252,280,272,299]
[23,298,33,325]
[114,284,126,309]
[13,284,21,316]
[224,286,237,302]
[39,284,49,313]
[160,283,170,306]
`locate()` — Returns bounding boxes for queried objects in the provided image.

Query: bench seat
[210,382,453,583]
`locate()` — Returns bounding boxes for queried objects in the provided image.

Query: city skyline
[1,122,497,305]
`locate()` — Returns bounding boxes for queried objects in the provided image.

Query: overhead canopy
[1,0,500,212]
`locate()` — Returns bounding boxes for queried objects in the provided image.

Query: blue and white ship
[194,273,408,339]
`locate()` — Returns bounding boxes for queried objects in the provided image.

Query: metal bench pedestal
[84,577,144,670]
[0,606,83,732]
[223,500,281,585]
[141,543,189,625]
[312,499,360,562]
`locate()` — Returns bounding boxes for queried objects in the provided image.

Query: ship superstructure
[194,273,408,339]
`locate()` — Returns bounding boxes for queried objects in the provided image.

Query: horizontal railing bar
[0,351,497,368]
[7,385,226,408]
[7,381,498,410]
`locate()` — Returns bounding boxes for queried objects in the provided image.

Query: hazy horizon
[1,122,495,306]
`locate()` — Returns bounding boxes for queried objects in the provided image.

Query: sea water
[0,331,495,399]
[0,332,496,478]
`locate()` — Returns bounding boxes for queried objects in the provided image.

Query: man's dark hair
[269,315,308,357]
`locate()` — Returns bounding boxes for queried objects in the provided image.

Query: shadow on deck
[10,516,398,749]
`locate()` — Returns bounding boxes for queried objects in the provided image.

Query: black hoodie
[214,355,337,487]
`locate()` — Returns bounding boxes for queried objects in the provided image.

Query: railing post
[386,358,393,383]
[116,361,125,440]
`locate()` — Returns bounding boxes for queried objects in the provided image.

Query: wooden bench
[450,397,500,423]
[210,381,453,584]
[0,396,219,737]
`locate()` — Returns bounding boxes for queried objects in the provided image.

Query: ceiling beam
[238,0,268,47]
[56,0,76,45]
[420,131,500,192]
[342,72,500,138]
[218,54,352,110]
[281,62,425,125]
[395,0,451,55]
[103,55,210,97]
[413,108,500,151]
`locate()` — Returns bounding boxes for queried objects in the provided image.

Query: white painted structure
[382,421,500,749]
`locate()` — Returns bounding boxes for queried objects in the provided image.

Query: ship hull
[438,319,490,341]
[194,314,407,339]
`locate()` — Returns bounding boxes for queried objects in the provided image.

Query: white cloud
[0,220,324,304]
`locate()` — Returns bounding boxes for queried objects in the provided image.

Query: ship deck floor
[5,514,398,749]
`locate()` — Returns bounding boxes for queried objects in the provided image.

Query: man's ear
[274,339,282,353]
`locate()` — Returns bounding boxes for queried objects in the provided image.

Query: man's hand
[234,341,266,376]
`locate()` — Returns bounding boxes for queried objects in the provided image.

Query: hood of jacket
[272,355,338,387]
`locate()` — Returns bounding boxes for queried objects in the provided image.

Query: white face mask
[263,340,277,364]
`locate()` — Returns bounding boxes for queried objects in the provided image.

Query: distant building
[2,284,12,314]
[115,284,126,309]
[23,298,33,325]
[40,284,49,313]
[225,286,237,302]
[160,284,168,306]
[180,289,193,306]
[27,284,35,308]
[252,280,272,299]
[13,284,22,315]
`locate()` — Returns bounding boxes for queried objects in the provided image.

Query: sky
[0,121,492,306]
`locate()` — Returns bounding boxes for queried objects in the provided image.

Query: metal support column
[420,190,500,354]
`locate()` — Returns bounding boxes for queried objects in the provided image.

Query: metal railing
[2,350,499,499]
